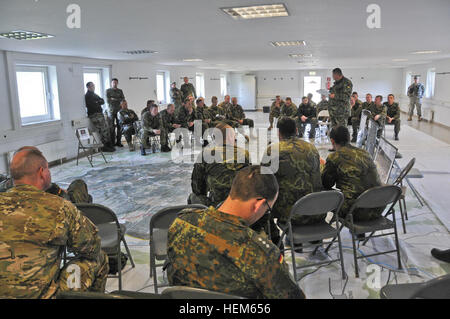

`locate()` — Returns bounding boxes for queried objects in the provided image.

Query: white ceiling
[0,0,449,71]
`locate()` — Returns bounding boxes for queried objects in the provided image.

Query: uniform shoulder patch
[250,231,277,256]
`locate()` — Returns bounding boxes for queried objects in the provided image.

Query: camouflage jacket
[329,77,353,117]
[280,103,298,119]
[297,103,317,119]
[195,106,213,123]
[262,137,323,224]
[167,206,305,299]
[160,109,176,129]
[176,106,197,128]
[369,103,387,124]
[105,88,125,112]
[317,100,329,114]
[180,83,197,99]
[208,105,226,120]
[117,109,139,129]
[142,111,162,133]
[0,184,101,299]
[170,87,183,104]
[191,145,250,207]
[351,101,363,119]
[362,101,374,111]
[383,102,400,120]
[226,104,246,121]
[407,83,425,98]
[322,145,382,219]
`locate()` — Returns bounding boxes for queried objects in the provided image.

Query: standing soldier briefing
[180,77,197,100]
[106,78,125,147]
[407,76,425,122]
[170,82,183,114]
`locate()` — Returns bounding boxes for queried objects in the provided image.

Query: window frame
[425,68,436,98]
[83,67,104,98]
[196,72,205,98]
[16,64,55,125]
[303,75,322,103]
[220,74,227,97]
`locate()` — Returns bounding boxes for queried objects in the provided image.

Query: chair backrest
[133,120,143,132]
[149,204,207,235]
[374,137,398,184]
[289,191,344,219]
[350,185,401,211]
[392,158,416,186]
[364,119,379,158]
[75,203,119,226]
[161,286,244,299]
[356,110,371,148]
[318,110,330,118]
[411,274,450,299]
[76,127,91,141]
[56,291,131,299]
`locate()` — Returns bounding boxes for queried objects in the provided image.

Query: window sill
[21,119,62,128]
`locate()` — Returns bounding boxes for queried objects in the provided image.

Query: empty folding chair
[356,109,371,148]
[339,185,402,277]
[161,286,244,299]
[149,204,207,293]
[380,274,450,299]
[76,127,107,167]
[277,191,346,282]
[75,203,136,291]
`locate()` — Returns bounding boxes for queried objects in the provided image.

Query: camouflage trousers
[409,97,422,117]
[297,117,318,138]
[340,198,384,222]
[385,119,401,135]
[330,114,349,129]
[269,108,281,127]
[140,127,169,148]
[57,250,109,296]
[351,117,360,139]
[121,124,136,144]
[106,108,121,145]
[89,113,111,146]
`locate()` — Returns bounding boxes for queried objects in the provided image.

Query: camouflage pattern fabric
[384,102,401,135]
[322,145,383,221]
[141,111,167,147]
[317,100,329,114]
[211,104,239,128]
[88,113,111,146]
[369,103,387,127]
[190,145,250,207]
[167,206,305,299]
[362,101,374,111]
[226,104,254,128]
[47,180,92,204]
[170,87,183,111]
[329,76,353,128]
[105,88,125,145]
[117,109,139,143]
[160,109,177,146]
[195,105,214,128]
[180,83,197,99]
[0,184,108,299]
[407,83,425,117]
[269,101,284,127]
[280,103,298,119]
[350,101,363,139]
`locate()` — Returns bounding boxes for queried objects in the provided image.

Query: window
[425,69,436,98]
[16,65,60,125]
[196,73,205,98]
[303,76,322,103]
[156,72,169,104]
[220,74,227,97]
[83,68,103,97]
[405,72,413,95]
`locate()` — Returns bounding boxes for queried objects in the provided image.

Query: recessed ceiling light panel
[222,4,289,20]
[392,58,408,62]
[289,53,312,58]
[270,40,306,47]
[411,50,441,55]
[183,58,203,62]
[0,30,54,40]
[122,50,158,55]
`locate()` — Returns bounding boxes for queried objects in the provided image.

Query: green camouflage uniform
[47,180,92,204]
[269,101,284,127]
[0,185,109,299]
[141,111,168,148]
[280,103,298,120]
[369,103,387,130]
[170,87,183,112]
[383,102,401,136]
[117,109,139,144]
[85,91,110,146]
[322,145,383,221]
[180,83,197,100]
[195,105,214,128]
[329,77,353,128]
[407,82,425,117]
[177,106,207,144]
[189,145,250,207]
[105,88,125,145]
[226,104,254,128]
[317,100,329,114]
[167,206,305,299]
[214,103,239,128]
[362,101,374,111]
[350,100,363,140]
[160,109,177,146]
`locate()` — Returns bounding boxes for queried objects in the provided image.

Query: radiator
[7,140,67,165]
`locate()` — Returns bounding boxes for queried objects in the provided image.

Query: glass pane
[83,72,101,95]
[156,73,165,103]
[16,71,48,118]
[303,76,322,103]
[220,75,227,96]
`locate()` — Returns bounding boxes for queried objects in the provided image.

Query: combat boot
[395,134,399,141]
[128,144,135,152]
[140,145,146,156]
[161,145,171,153]
[431,248,450,263]
[418,116,422,122]
[407,116,412,121]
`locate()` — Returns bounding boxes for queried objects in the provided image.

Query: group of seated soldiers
[269,91,401,142]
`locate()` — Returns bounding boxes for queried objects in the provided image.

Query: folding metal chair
[134,120,161,153]
[339,185,402,277]
[365,119,380,159]
[161,286,245,299]
[76,127,107,167]
[149,204,207,293]
[356,109,371,148]
[317,110,330,136]
[380,274,450,299]
[75,203,136,291]
[374,136,398,185]
[277,191,346,282]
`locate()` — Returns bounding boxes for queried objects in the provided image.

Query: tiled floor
[51,111,450,298]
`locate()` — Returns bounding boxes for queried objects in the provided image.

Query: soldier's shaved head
[10,147,51,190]
[229,166,278,202]
[277,117,296,139]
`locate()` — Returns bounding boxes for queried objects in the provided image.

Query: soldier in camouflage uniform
[105,78,125,147]
[297,97,318,139]
[322,126,383,222]
[195,98,214,128]
[258,117,324,247]
[167,165,305,299]
[0,148,108,298]
[117,100,139,151]
[350,96,363,143]
[217,95,240,128]
[307,93,317,108]
[384,94,401,140]
[209,96,229,127]
[280,97,298,120]
[227,97,255,128]
[328,68,353,130]
[177,98,207,147]
[269,96,284,130]
[362,93,375,111]
[170,82,183,113]
[316,95,329,121]
[160,103,182,149]
[180,77,197,100]
[407,76,425,121]
[370,96,387,138]
[188,123,250,206]
[141,104,168,154]
[141,100,156,117]
[84,82,114,152]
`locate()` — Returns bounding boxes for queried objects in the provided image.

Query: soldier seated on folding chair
[160,103,182,150]
[369,96,387,138]
[177,98,208,147]
[322,126,383,237]
[349,95,363,143]
[384,94,401,141]
[0,148,108,298]
[117,100,139,152]
[140,104,166,155]
[297,96,318,139]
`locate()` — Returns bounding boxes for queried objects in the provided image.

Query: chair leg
[122,237,135,268]
[351,232,359,278]
[325,224,343,253]
[117,248,122,291]
[337,231,346,280]
[392,213,403,270]
[399,200,407,234]
[100,149,107,164]
[288,223,297,282]
[76,147,80,166]
[149,244,153,278]
[402,198,408,220]
[153,263,158,294]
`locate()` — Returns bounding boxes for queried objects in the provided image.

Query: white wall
[400,58,450,127]
[253,68,403,108]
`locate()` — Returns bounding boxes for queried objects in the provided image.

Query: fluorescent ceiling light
[183,58,203,62]
[392,58,408,62]
[289,53,312,58]
[0,30,54,40]
[222,4,288,20]
[122,50,158,55]
[411,50,441,55]
[271,40,306,47]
